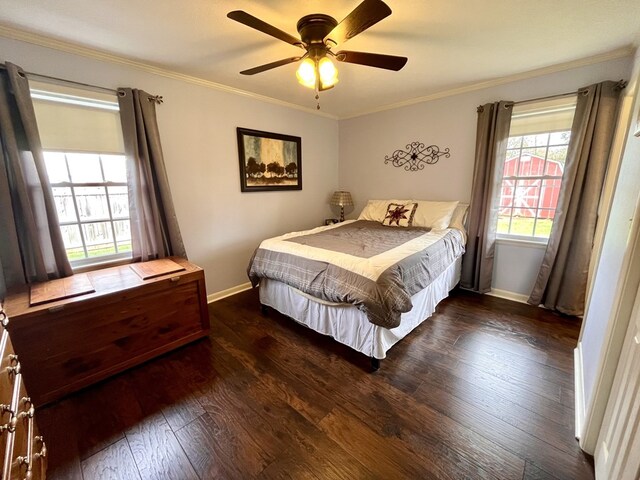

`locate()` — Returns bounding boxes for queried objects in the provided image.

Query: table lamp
[330,191,353,222]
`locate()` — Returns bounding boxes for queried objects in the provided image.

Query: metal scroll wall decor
[384,141,450,171]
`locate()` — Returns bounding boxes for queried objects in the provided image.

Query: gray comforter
[247,220,465,328]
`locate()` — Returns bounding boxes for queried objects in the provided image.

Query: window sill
[71,256,133,274]
[495,236,548,249]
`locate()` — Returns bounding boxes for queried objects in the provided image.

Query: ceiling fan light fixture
[296,56,339,90]
[296,58,317,88]
[318,57,338,88]
[228,0,407,107]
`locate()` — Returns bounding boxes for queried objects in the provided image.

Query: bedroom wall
[0,36,339,296]
[338,56,633,299]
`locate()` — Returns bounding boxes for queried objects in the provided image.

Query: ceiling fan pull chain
[315,85,321,110]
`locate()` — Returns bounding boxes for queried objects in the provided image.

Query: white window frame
[497,129,570,244]
[496,96,576,244]
[46,150,133,268]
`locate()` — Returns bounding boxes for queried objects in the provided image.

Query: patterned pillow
[382,203,418,227]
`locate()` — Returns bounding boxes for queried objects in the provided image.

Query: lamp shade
[330,191,353,207]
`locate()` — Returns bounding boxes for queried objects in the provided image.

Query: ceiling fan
[227,0,407,107]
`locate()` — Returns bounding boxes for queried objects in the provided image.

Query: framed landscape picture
[237,127,302,192]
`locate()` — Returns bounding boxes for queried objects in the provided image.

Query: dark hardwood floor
[36,287,594,480]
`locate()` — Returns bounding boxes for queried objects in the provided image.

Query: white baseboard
[575,343,586,440]
[207,282,252,303]
[487,288,529,304]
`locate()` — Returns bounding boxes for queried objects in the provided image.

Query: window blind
[509,96,577,136]
[30,80,124,154]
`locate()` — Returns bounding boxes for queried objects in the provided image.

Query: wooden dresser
[0,307,46,480]
[3,257,209,406]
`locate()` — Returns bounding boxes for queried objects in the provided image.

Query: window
[497,97,576,241]
[44,152,131,264]
[31,81,131,267]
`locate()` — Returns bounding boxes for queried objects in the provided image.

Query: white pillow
[410,200,459,229]
[448,202,469,241]
[358,199,411,222]
[448,203,469,230]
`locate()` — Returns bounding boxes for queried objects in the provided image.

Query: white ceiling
[1,0,639,118]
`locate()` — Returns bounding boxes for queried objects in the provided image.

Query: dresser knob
[34,438,46,460]
[0,418,16,434]
[170,276,181,283]
[19,406,34,419]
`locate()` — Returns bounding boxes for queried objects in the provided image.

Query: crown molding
[341,46,636,120]
[0,24,339,120]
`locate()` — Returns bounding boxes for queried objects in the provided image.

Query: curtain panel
[460,101,513,293]
[528,80,625,315]
[117,88,187,262]
[0,62,72,299]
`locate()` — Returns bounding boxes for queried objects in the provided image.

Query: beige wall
[0,36,339,295]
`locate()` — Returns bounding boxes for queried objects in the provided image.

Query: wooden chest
[0,309,47,480]
[3,257,209,406]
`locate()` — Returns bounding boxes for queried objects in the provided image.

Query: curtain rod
[0,63,117,95]
[512,79,626,106]
[1,64,164,103]
[27,71,118,95]
[512,91,578,106]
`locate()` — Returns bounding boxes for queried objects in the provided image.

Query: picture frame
[237,127,302,192]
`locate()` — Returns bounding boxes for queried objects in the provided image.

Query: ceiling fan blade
[240,57,302,75]
[228,11,303,48]
[324,0,392,47]
[335,50,407,71]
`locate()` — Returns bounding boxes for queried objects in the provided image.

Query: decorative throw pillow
[358,199,411,222]
[382,203,418,227]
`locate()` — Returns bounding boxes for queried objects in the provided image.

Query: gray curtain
[528,81,625,315]
[0,62,72,299]
[117,88,186,261]
[460,101,513,292]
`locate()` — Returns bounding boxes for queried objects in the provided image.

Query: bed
[247,200,468,370]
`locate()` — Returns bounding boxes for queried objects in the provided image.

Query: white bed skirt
[259,256,462,359]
